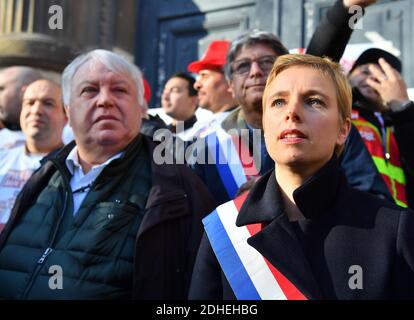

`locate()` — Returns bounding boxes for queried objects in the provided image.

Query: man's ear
[64,105,71,126]
[227,80,236,99]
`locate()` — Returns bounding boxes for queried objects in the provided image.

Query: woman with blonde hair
[189,54,414,300]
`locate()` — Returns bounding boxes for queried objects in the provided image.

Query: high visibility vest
[352,110,408,207]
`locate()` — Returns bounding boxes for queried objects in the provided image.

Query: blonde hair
[262,54,352,155]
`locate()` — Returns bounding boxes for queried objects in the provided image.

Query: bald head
[0,66,42,130]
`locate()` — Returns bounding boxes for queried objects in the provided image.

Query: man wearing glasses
[190,28,391,206]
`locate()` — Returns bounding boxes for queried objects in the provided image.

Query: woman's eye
[308,98,324,107]
[271,99,284,108]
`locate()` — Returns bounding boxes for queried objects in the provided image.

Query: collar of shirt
[65,146,124,215]
[65,146,123,177]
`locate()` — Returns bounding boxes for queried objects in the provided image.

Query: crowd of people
[0,0,413,299]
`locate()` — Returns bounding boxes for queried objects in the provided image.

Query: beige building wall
[0,0,137,73]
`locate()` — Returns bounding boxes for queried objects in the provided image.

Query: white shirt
[0,128,26,150]
[0,145,44,232]
[65,147,123,216]
[189,110,233,139]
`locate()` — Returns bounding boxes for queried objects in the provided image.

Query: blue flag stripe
[203,210,261,300]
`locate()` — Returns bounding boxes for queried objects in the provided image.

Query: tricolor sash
[206,129,260,199]
[203,193,307,300]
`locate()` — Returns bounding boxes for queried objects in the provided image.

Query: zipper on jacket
[37,247,53,264]
[21,190,69,299]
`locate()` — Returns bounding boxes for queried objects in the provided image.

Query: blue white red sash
[203,192,307,300]
[206,129,260,199]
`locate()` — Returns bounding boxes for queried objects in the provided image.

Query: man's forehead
[234,43,277,60]
[74,61,132,84]
[199,69,223,77]
[24,82,61,99]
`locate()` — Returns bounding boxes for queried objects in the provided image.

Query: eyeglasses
[231,55,277,76]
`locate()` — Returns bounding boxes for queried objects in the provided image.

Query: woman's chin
[275,153,307,167]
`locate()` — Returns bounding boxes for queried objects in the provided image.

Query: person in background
[187,40,238,138]
[347,48,414,208]
[161,72,199,141]
[0,79,67,233]
[0,66,42,149]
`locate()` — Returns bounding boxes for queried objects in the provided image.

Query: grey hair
[61,49,145,107]
[225,29,289,80]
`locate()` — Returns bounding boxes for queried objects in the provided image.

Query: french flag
[203,192,307,300]
[207,129,259,199]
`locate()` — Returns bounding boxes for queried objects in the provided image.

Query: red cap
[187,40,230,73]
[143,78,151,103]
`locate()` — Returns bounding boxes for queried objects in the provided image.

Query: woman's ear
[337,117,351,147]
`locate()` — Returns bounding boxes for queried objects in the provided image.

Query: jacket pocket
[93,202,141,233]
[70,202,142,259]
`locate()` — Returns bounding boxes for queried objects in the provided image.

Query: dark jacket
[189,156,414,300]
[306,0,358,62]
[140,114,167,138]
[0,134,216,299]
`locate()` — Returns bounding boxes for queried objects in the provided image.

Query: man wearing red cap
[187,40,238,138]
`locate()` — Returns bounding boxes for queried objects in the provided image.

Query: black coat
[189,157,414,299]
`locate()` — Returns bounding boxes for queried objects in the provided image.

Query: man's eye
[81,87,97,94]
[44,101,54,107]
[258,58,276,69]
[271,99,285,108]
[114,87,127,93]
[234,62,250,74]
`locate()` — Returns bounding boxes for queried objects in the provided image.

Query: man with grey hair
[0,49,215,299]
[0,66,42,148]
